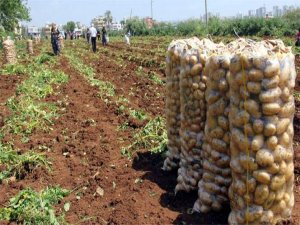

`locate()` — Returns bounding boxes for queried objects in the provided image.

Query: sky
[26,0,300,26]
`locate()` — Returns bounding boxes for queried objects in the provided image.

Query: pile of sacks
[3,39,17,64]
[164,37,296,224]
[27,39,33,55]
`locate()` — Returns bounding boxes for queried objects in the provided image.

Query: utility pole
[205,0,208,34]
[151,0,153,19]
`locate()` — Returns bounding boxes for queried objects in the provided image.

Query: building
[109,21,123,31]
[236,12,243,19]
[91,16,106,30]
[27,26,40,36]
[256,7,266,17]
[273,6,282,17]
[248,10,255,17]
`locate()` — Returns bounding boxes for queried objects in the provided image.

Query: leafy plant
[0,64,26,75]
[0,186,69,225]
[0,143,51,181]
[121,117,167,158]
[129,109,148,121]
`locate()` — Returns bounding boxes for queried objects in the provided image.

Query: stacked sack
[228,39,295,224]
[27,39,33,55]
[3,39,17,64]
[175,39,217,192]
[163,39,190,171]
[59,36,64,49]
[193,49,232,213]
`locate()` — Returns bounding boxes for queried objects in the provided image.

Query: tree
[0,0,30,31]
[104,10,113,26]
[64,21,76,32]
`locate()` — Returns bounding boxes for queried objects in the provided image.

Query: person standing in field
[296,28,300,47]
[89,24,97,52]
[102,26,107,46]
[51,24,60,55]
[86,28,90,43]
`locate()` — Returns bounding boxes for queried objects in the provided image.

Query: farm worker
[86,28,90,43]
[102,27,107,46]
[296,28,300,47]
[89,24,97,52]
[124,33,130,45]
[97,29,101,41]
[50,24,60,55]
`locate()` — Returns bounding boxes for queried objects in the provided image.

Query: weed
[129,109,148,120]
[35,53,53,64]
[121,117,167,158]
[294,91,300,102]
[0,64,26,75]
[0,143,51,181]
[0,186,69,225]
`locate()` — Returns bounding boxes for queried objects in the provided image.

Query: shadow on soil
[132,151,230,225]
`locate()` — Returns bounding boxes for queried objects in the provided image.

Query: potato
[256,149,274,167]
[191,63,203,76]
[254,185,269,204]
[264,191,276,209]
[264,59,280,78]
[249,69,264,81]
[206,90,220,104]
[253,170,271,184]
[233,110,250,127]
[259,87,282,103]
[230,56,242,73]
[253,119,264,134]
[211,139,227,153]
[244,99,260,117]
[218,116,229,131]
[245,205,263,222]
[231,128,249,151]
[212,68,226,81]
[218,78,229,92]
[262,103,281,115]
[279,101,295,117]
[264,123,276,136]
[270,175,286,191]
[247,82,261,94]
[266,136,278,150]
[262,75,279,89]
[239,154,258,171]
[251,135,264,152]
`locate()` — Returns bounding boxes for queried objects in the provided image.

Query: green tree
[104,10,113,26]
[64,21,76,32]
[0,0,30,32]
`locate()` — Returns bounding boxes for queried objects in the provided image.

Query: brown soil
[0,75,23,127]
[0,41,299,225]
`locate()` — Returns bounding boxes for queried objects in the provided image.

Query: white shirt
[89,27,97,37]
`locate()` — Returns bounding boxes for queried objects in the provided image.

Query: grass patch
[121,117,167,158]
[0,143,51,182]
[129,109,148,121]
[2,96,58,138]
[0,186,69,225]
[0,64,27,75]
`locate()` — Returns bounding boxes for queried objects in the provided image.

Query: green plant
[35,53,53,64]
[121,117,167,158]
[0,64,26,75]
[0,143,51,181]
[129,109,148,121]
[0,186,69,225]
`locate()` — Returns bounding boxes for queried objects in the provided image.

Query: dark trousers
[91,37,97,52]
[51,39,60,55]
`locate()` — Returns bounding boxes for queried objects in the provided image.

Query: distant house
[91,16,106,30]
[109,22,123,31]
[27,26,40,37]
